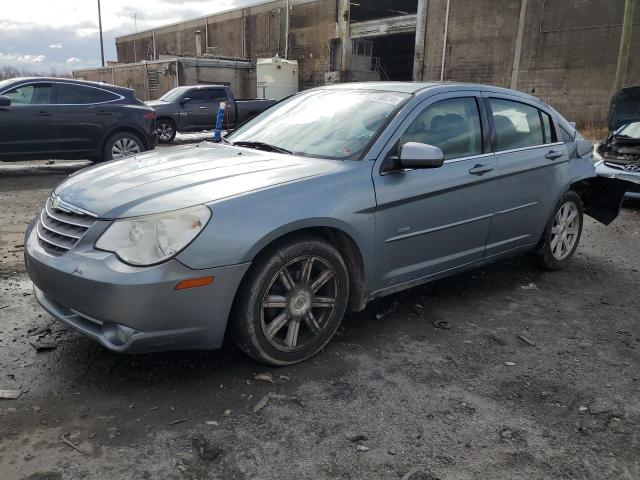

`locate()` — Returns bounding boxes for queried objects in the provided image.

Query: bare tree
[0,66,72,81]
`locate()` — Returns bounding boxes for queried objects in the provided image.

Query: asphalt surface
[0,140,639,480]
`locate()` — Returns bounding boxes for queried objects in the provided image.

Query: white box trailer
[256,57,299,101]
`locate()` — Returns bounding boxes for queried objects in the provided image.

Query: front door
[0,82,57,160]
[372,92,497,290]
[181,89,213,131]
[482,94,570,256]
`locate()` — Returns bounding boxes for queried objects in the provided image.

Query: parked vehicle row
[0,78,158,162]
[146,85,277,144]
[24,82,625,366]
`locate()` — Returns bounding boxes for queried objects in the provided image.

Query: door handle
[199,106,207,109]
[35,111,52,117]
[469,164,494,176]
[545,150,563,160]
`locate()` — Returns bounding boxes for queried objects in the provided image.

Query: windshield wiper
[231,141,293,155]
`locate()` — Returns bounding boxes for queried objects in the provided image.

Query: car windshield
[227,88,410,159]
[159,87,188,102]
[617,122,640,139]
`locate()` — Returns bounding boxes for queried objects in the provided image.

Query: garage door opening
[371,33,415,81]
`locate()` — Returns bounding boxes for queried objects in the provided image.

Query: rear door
[483,94,569,256]
[372,92,497,289]
[0,82,57,160]
[205,87,231,129]
[54,82,119,156]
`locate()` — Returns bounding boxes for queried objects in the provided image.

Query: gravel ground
[0,159,639,479]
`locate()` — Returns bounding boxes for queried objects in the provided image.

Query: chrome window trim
[493,141,564,155]
[0,81,124,106]
[443,152,494,164]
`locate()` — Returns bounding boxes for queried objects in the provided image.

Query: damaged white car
[595,121,640,199]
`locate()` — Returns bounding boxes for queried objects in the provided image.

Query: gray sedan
[24,82,623,365]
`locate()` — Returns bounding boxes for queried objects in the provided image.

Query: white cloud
[49,44,63,49]
[0,52,46,64]
[66,57,82,64]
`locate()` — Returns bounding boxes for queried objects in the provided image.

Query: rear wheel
[231,236,349,365]
[532,190,583,270]
[103,132,144,161]
[156,119,176,143]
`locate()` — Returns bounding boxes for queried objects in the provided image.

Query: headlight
[96,205,211,266]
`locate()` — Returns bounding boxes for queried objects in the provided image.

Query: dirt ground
[1,167,639,480]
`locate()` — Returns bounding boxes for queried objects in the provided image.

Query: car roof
[2,77,132,94]
[321,81,541,102]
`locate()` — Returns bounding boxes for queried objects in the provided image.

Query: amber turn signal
[175,276,214,290]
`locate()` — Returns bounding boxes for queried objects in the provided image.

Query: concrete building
[76,0,639,125]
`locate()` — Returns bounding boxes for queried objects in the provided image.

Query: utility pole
[613,0,636,94]
[98,0,105,67]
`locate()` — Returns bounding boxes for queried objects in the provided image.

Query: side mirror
[0,95,10,108]
[399,142,445,169]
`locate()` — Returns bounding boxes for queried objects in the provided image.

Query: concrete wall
[73,59,253,101]
[415,0,640,125]
[115,0,338,92]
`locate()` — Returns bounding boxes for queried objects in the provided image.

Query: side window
[399,97,483,160]
[207,88,227,103]
[559,126,574,143]
[57,84,118,104]
[186,89,206,103]
[4,83,53,105]
[541,112,556,144]
[489,98,543,151]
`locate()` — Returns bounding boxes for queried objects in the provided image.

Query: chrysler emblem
[51,196,60,209]
[623,163,640,172]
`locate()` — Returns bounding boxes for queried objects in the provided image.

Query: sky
[0,0,257,73]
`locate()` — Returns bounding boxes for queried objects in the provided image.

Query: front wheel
[231,236,349,365]
[156,119,177,143]
[532,190,583,270]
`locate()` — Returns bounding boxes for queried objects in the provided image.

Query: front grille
[37,196,97,256]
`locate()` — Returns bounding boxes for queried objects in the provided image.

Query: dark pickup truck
[146,85,277,143]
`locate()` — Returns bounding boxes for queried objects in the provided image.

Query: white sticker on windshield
[363,92,406,106]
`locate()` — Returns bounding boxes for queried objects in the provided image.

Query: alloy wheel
[111,137,141,159]
[260,256,338,352]
[550,201,579,261]
[157,123,174,142]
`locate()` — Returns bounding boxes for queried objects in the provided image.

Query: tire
[532,190,584,270]
[157,119,177,144]
[231,235,350,365]
[103,132,145,161]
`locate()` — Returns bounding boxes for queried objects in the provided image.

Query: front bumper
[24,220,250,353]
[595,160,640,199]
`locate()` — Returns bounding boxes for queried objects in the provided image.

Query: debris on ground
[28,335,57,352]
[59,434,92,454]
[499,429,513,439]
[279,375,290,381]
[254,373,274,383]
[0,389,22,399]
[489,334,507,345]
[375,301,398,320]
[589,397,623,417]
[356,445,369,452]
[223,409,231,416]
[504,362,516,366]
[192,435,224,461]
[521,283,538,290]
[168,417,190,425]
[345,433,367,443]
[205,420,219,426]
[253,395,270,413]
[516,334,536,346]
[433,319,451,329]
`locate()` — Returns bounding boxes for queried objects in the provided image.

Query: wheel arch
[102,125,150,151]
[242,222,368,313]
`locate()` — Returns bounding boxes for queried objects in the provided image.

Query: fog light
[102,322,137,346]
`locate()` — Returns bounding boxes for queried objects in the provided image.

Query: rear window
[490,98,544,151]
[57,83,119,104]
[541,112,556,143]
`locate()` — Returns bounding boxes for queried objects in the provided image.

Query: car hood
[145,100,169,110]
[53,143,342,219]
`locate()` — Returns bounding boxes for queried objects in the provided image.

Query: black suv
[0,78,158,162]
